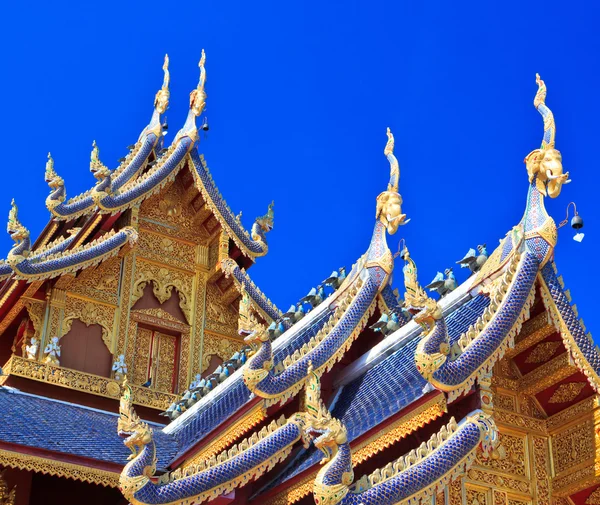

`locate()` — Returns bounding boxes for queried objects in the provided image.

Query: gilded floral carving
[131,261,193,324]
[548,382,586,404]
[586,488,600,505]
[201,332,244,373]
[205,282,238,337]
[69,256,121,305]
[552,420,595,474]
[477,432,527,477]
[525,341,562,364]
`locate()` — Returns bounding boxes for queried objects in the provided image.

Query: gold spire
[45,152,56,180]
[154,54,170,114]
[534,73,556,149]
[384,127,399,192]
[375,128,407,234]
[190,49,207,117]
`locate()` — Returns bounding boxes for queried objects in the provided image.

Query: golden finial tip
[47,152,52,159]
[384,127,395,156]
[199,49,206,67]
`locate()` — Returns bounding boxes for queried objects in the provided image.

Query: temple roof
[0,387,178,467]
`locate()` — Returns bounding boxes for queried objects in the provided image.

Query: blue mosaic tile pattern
[343,420,482,505]
[133,422,303,504]
[14,228,136,277]
[379,285,411,324]
[252,277,379,397]
[111,133,157,192]
[0,389,178,466]
[542,263,600,373]
[170,308,335,456]
[431,253,538,386]
[0,232,80,278]
[259,290,489,492]
[273,307,334,364]
[52,134,157,218]
[228,262,282,322]
[190,150,268,256]
[170,379,251,455]
[99,138,191,210]
[446,295,490,343]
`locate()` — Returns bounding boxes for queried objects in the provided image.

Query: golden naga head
[44,153,63,187]
[118,378,152,456]
[303,365,348,458]
[402,247,442,333]
[524,74,570,198]
[255,201,275,233]
[376,128,408,234]
[190,50,207,117]
[154,54,170,115]
[89,141,111,179]
[7,199,29,243]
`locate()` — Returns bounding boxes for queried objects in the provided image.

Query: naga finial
[384,127,399,192]
[376,128,407,234]
[401,246,442,333]
[190,49,207,117]
[153,54,170,114]
[255,201,275,233]
[7,199,27,239]
[45,152,55,179]
[524,74,570,198]
[90,141,110,178]
[118,377,152,457]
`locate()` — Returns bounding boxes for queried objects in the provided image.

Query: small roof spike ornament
[190,50,207,117]
[375,127,409,235]
[153,54,170,115]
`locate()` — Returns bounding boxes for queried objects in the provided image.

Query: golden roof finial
[154,54,170,114]
[533,73,555,149]
[45,152,56,179]
[190,49,207,117]
[384,127,399,193]
[402,246,442,332]
[162,54,170,90]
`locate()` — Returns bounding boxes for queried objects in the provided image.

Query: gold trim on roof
[0,355,177,410]
[0,447,119,488]
[183,403,266,467]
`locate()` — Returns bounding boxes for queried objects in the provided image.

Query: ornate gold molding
[263,395,447,505]
[519,353,578,395]
[183,404,266,467]
[61,295,116,351]
[352,394,447,465]
[506,312,555,358]
[1,355,176,410]
[547,396,599,433]
[0,447,119,488]
[201,331,244,372]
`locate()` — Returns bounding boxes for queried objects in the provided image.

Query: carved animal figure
[243,129,407,407]
[302,368,497,505]
[44,153,66,211]
[323,267,347,291]
[251,201,275,251]
[6,200,31,266]
[369,312,400,336]
[118,379,312,505]
[90,141,113,203]
[456,244,488,273]
[425,268,457,298]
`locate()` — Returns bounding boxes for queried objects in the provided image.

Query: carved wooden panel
[132,328,153,385]
[153,331,177,393]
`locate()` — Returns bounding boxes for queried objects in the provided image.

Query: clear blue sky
[1,2,597,339]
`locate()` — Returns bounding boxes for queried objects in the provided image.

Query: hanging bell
[201,117,209,132]
[571,215,584,230]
